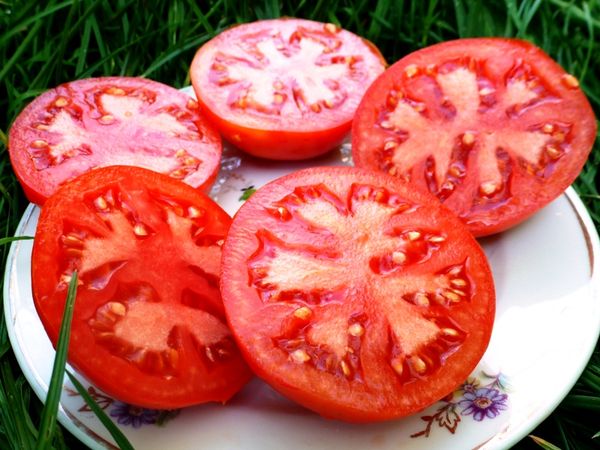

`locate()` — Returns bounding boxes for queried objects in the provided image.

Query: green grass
[1,1,599,449]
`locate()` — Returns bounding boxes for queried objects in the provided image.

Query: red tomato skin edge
[32,166,253,409]
[220,166,495,422]
[351,38,597,237]
[194,96,351,160]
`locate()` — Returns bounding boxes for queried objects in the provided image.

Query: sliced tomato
[32,166,251,409]
[190,18,386,160]
[352,38,597,236]
[9,77,222,205]
[220,167,495,422]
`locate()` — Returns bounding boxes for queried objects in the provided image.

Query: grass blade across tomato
[9,77,222,205]
[220,167,495,422]
[190,18,386,160]
[32,166,251,409]
[352,38,597,236]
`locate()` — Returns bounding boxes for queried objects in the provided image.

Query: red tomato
[32,166,251,409]
[9,77,222,205]
[220,167,495,422]
[352,38,597,236]
[190,18,386,160]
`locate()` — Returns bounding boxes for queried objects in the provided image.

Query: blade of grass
[0,19,42,83]
[34,272,78,450]
[0,361,37,450]
[66,372,134,450]
[530,434,563,450]
[0,236,33,246]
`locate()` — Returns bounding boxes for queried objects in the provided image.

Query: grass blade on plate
[34,272,78,450]
[65,371,134,450]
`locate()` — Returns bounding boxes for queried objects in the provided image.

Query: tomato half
[352,38,597,236]
[32,166,251,409]
[220,167,495,422]
[9,77,222,205]
[190,18,386,160]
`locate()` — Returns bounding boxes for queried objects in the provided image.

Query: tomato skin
[221,167,495,422]
[193,97,351,160]
[9,77,222,205]
[32,166,252,409]
[190,18,386,160]
[352,38,597,236]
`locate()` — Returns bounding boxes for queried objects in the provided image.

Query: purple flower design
[459,387,508,421]
[461,378,480,394]
[110,402,160,428]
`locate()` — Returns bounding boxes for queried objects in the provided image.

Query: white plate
[4,140,600,450]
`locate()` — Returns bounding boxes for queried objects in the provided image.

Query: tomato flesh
[190,18,386,160]
[32,166,251,409]
[352,38,597,236]
[221,167,495,422]
[9,77,222,205]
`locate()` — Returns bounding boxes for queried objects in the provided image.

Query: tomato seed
[425,64,437,76]
[324,23,338,34]
[187,206,204,218]
[405,64,418,78]
[133,223,149,236]
[546,145,562,159]
[561,74,580,88]
[428,235,446,243]
[31,139,48,148]
[348,323,365,337]
[205,347,215,362]
[392,251,407,264]
[414,292,430,306]
[99,114,114,124]
[291,349,311,363]
[542,123,555,134]
[479,181,499,196]
[478,87,495,96]
[106,87,126,96]
[450,278,467,287]
[462,132,475,146]
[406,231,421,241]
[442,327,459,337]
[54,97,68,107]
[410,355,427,374]
[553,131,566,143]
[391,357,404,376]
[443,291,461,302]
[108,302,127,316]
[94,196,108,211]
[384,141,398,151]
[65,247,83,257]
[340,360,351,377]
[293,306,312,320]
[171,169,187,179]
[62,234,83,247]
